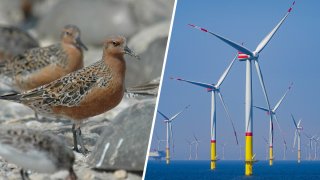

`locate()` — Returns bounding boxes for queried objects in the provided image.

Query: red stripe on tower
[211,140,216,143]
[245,132,253,136]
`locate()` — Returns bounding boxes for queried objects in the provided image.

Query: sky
[149,0,320,161]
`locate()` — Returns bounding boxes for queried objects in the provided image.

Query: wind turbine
[283,140,288,160]
[188,1,295,175]
[263,137,269,161]
[221,143,227,160]
[312,136,319,160]
[254,82,293,164]
[305,134,315,161]
[292,114,303,163]
[155,133,166,151]
[193,134,200,160]
[186,139,194,160]
[157,105,190,164]
[171,55,238,170]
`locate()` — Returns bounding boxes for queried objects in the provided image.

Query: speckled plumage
[16,60,113,116]
[0,127,76,179]
[0,26,39,61]
[0,24,87,92]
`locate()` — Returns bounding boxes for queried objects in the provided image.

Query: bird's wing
[6,61,111,107]
[4,44,66,76]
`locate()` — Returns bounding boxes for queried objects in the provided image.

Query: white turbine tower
[263,137,269,161]
[171,55,238,169]
[312,136,319,160]
[254,82,293,162]
[155,133,166,151]
[157,105,190,164]
[186,139,194,160]
[292,114,303,163]
[305,134,315,161]
[188,1,295,175]
[283,140,288,160]
[193,134,200,160]
[221,143,227,160]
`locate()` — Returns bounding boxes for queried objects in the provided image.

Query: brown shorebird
[0,36,139,154]
[0,127,77,180]
[0,24,87,92]
[0,25,39,62]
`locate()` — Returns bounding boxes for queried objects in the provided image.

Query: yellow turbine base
[211,141,216,170]
[298,150,301,163]
[269,147,273,166]
[166,148,170,164]
[245,134,253,176]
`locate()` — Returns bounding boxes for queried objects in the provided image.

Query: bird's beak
[76,37,88,51]
[124,46,140,60]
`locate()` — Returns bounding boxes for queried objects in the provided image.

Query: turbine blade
[215,55,237,88]
[218,91,239,145]
[253,105,269,112]
[170,105,190,121]
[193,134,199,142]
[171,77,214,89]
[297,119,302,127]
[172,139,175,154]
[188,24,254,56]
[157,110,170,120]
[291,114,298,129]
[274,114,287,149]
[254,61,273,132]
[254,61,272,114]
[263,136,268,144]
[273,82,293,112]
[304,132,311,139]
[254,1,295,53]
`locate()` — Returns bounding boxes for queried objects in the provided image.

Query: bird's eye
[65,31,72,36]
[112,41,119,46]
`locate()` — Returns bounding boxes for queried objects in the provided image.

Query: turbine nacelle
[207,86,218,92]
[237,51,250,61]
[266,110,275,116]
[238,51,259,61]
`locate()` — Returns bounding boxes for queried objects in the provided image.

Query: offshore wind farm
[145,0,320,179]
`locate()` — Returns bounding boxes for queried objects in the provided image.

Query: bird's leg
[76,127,89,154]
[68,167,78,180]
[34,112,40,121]
[72,123,88,155]
[72,124,80,152]
[20,169,30,180]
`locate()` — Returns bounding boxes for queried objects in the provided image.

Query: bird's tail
[0,93,22,102]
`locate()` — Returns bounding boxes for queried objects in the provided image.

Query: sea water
[145,160,320,180]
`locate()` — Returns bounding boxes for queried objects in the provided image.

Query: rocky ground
[0,0,173,179]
